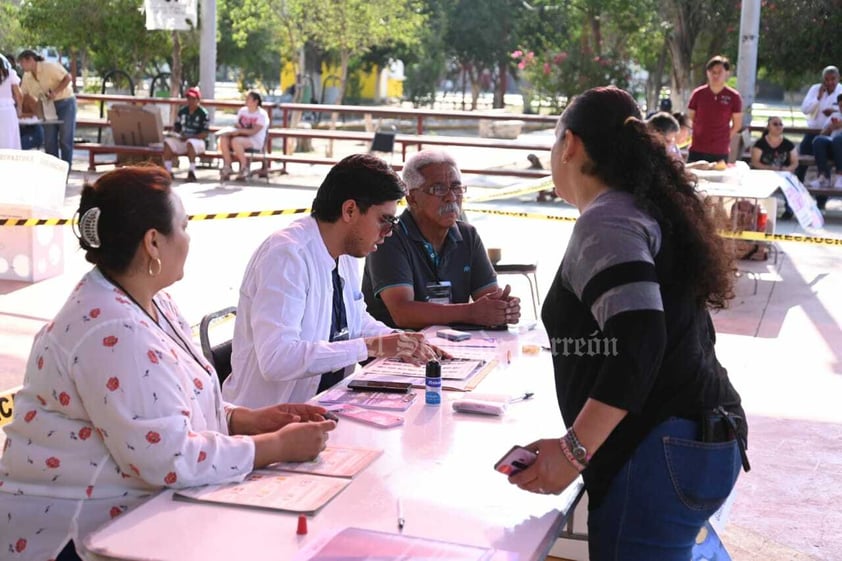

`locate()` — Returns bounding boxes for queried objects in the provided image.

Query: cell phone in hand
[494,445,537,475]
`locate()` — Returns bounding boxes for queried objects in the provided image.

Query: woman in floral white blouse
[0,166,336,561]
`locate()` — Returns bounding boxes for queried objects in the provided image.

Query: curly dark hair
[560,86,735,310]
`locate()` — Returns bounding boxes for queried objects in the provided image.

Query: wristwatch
[565,428,590,467]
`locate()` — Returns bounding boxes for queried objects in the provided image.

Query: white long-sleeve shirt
[223,216,392,408]
[801,82,842,129]
[0,268,254,560]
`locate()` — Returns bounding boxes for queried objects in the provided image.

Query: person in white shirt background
[217,90,270,181]
[796,66,842,209]
[0,53,22,149]
[809,92,842,190]
[0,166,335,561]
[223,153,439,409]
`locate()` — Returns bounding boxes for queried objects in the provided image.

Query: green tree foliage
[0,1,31,54]
[403,1,448,107]
[758,0,842,91]
[19,0,181,87]
[511,0,653,112]
[218,0,289,93]
[307,0,425,103]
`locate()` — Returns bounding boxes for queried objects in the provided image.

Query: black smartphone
[347,379,413,393]
[494,445,538,475]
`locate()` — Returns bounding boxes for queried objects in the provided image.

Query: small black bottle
[425,360,441,405]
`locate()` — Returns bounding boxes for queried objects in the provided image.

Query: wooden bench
[267,127,552,159]
[255,152,549,178]
[72,142,550,180]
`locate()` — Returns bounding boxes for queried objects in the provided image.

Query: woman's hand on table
[252,418,337,467]
[365,332,439,365]
[232,403,332,435]
[508,437,580,495]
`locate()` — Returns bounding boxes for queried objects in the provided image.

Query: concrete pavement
[2,147,842,560]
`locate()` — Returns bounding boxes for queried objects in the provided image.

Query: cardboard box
[108,104,165,165]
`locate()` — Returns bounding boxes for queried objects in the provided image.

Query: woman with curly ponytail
[505,86,748,560]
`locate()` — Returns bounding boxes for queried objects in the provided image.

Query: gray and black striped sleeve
[564,199,666,411]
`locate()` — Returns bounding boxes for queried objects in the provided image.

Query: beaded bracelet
[558,436,587,472]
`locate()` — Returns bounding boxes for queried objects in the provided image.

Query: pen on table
[397,498,405,531]
[509,392,534,403]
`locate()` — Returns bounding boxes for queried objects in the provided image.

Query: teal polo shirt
[362,209,497,327]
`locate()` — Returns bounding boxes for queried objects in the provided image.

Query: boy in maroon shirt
[687,56,743,163]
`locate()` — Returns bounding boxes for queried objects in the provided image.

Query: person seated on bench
[810,93,842,191]
[362,149,521,329]
[162,86,209,182]
[750,116,798,219]
[217,91,269,181]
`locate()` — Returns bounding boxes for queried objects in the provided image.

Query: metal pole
[736,0,761,128]
[199,0,217,122]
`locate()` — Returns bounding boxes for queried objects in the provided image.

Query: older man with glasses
[363,149,521,329]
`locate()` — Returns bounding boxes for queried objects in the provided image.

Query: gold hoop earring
[148,257,162,277]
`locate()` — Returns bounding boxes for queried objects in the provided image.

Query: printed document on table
[172,470,349,514]
[265,446,383,478]
[362,357,484,380]
[317,387,418,411]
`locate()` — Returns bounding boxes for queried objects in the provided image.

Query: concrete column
[736,0,761,127]
[199,0,217,121]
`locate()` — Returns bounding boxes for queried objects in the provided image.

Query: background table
[84,328,583,561]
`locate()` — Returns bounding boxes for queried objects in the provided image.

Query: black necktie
[317,266,348,393]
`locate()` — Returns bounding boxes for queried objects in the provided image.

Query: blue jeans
[812,135,842,178]
[797,133,817,182]
[43,96,77,169]
[587,418,742,561]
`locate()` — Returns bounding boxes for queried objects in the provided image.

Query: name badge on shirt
[426,281,452,304]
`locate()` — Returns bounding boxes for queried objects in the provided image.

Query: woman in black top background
[507,86,749,560]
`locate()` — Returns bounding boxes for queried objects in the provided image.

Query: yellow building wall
[280,62,403,100]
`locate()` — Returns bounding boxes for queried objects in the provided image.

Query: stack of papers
[318,387,418,411]
[172,446,380,513]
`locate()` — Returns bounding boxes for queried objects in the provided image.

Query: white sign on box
[0,150,68,281]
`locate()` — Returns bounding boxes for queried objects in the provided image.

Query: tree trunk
[494,61,507,109]
[647,40,669,113]
[68,48,78,93]
[338,50,350,105]
[664,0,703,109]
[170,31,183,98]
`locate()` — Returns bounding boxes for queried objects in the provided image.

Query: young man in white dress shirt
[223,154,438,408]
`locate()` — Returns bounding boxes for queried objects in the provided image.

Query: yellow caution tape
[3,201,842,247]
[0,386,19,428]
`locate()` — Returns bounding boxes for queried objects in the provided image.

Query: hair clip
[623,116,638,126]
[79,207,102,248]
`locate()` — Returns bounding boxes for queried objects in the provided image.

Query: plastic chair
[493,262,540,319]
[245,140,270,182]
[199,306,237,385]
[370,127,396,162]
